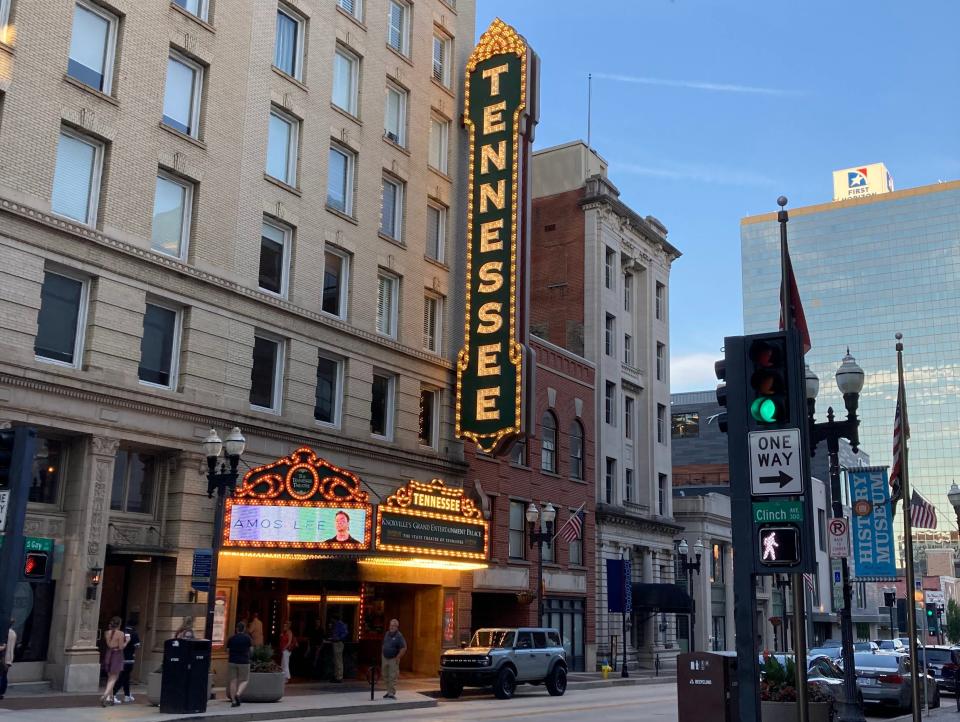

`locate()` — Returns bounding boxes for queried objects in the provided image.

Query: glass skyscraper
[741,180,960,528]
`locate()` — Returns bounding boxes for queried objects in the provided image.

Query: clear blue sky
[476,1,960,392]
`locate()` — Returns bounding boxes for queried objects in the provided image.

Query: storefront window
[30,437,63,505]
[508,501,525,560]
[541,597,585,671]
[111,449,157,514]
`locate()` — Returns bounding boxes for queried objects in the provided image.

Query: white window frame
[69,0,119,95]
[321,246,350,319]
[624,395,634,439]
[266,107,299,186]
[34,267,89,369]
[605,247,616,289]
[332,45,360,116]
[0,0,12,44]
[605,381,616,425]
[172,0,209,22]
[250,332,285,414]
[151,170,194,260]
[625,468,634,503]
[432,32,451,87]
[327,143,356,216]
[423,293,441,353]
[274,4,306,81]
[604,314,615,356]
[418,386,440,449]
[376,271,399,338]
[380,174,404,241]
[656,281,665,320]
[52,127,104,226]
[337,0,362,20]
[656,342,665,381]
[429,116,449,174]
[426,202,446,262]
[624,272,633,311]
[386,0,410,56]
[259,218,292,298]
[384,81,408,147]
[370,370,396,440]
[163,50,204,138]
[624,334,633,366]
[314,352,343,428]
[138,298,182,391]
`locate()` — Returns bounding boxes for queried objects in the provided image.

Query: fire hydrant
[601,662,612,679]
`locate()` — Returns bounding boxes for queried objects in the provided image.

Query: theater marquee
[456,18,539,454]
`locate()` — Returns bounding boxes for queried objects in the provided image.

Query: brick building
[0,0,477,690]
[463,336,596,670]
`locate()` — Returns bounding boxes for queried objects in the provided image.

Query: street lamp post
[526,502,556,625]
[806,351,865,722]
[678,538,704,652]
[774,575,792,652]
[202,427,245,641]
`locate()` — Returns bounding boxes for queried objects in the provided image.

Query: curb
[156,698,438,722]
[420,674,676,698]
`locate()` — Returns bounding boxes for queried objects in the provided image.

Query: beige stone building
[0,0,474,691]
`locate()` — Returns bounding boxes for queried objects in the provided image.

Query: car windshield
[822,640,841,647]
[853,653,899,669]
[853,642,875,651]
[922,649,952,664]
[809,647,840,658]
[470,630,515,648]
[876,640,899,649]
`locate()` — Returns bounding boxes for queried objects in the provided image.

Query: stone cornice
[595,502,684,534]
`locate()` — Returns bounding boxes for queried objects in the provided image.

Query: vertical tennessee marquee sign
[456,18,539,453]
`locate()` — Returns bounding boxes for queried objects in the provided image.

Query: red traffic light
[23,551,49,579]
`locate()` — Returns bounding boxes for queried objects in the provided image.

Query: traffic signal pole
[0,427,38,646]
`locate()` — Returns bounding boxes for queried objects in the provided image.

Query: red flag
[778,249,812,354]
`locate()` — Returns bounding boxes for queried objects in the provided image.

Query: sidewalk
[891,703,960,721]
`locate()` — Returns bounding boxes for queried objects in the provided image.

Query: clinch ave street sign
[456,19,539,454]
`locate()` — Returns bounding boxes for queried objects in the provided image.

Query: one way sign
[749,429,804,496]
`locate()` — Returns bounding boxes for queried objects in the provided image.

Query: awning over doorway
[632,583,692,613]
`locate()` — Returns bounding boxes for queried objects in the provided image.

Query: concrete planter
[761,701,832,722]
[242,672,285,703]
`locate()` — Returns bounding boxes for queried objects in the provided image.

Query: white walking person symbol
[762,531,779,561]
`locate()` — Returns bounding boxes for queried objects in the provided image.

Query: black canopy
[631,583,693,613]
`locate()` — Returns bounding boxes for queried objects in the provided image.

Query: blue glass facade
[741,181,960,527]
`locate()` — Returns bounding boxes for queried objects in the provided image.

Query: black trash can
[160,638,211,714]
[677,651,739,722]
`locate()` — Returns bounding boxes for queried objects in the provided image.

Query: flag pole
[778,196,792,332]
[897,333,922,722]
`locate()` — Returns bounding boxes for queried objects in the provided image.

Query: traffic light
[22,550,49,581]
[714,358,728,434]
[926,602,940,633]
[745,334,791,429]
[0,428,14,488]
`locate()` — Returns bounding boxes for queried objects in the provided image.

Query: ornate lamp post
[678,538,704,652]
[807,350,865,722]
[526,502,556,624]
[202,427,245,641]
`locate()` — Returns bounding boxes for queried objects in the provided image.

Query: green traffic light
[751,397,779,423]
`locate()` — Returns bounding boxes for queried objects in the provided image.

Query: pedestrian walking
[116,618,141,703]
[174,616,196,639]
[248,611,264,647]
[225,621,253,707]
[100,617,127,706]
[0,618,16,700]
[280,621,296,682]
[381,618,406,700]
[330,616,348,682]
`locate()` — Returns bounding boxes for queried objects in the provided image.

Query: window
[138,301,180,388]
[337,0,361,19]
[52,129,103,225]
[0,0,11,43]
[429,117,449,173]
[111,450,157,514]
[658,473,667,514]
[151,173,193,259]
[384,82,407,146]
[327,144,355,215]
[672,412,700,438]
[569,518,583,566]
[30,437,64,505]
[657,403,666,443]
[259,219,290,296]
[509,500,526,560]
[163,52,203,137]
[656,342,665,381]
[274,5,304,80]
[266,109,298,185]
[432,33,451,86]
[376,272,398,337]
[656,281,665,320]
[541,412,557,473]
[370,372,395,439]
[605,458,615,504]
[712,617,726,651]
[569,421,584,480]
[68,1,117,94]
[624,334,633,366]
[509,437,527,466]
[604,247,616,289]
[711,543,724,584]
[172,0,208,21]
[604,314,615,356]
[625,468,634,502]
[818,508,827,553]
[605,382,616,425]
[250,334,284,412]
[386,0,409,55]
[623,272,633,311]
[423,294,441,353]
[624,396,634,439]
[322,247,349,317]
[380,175,404,241]
[314,354,341,426]
[34,270,87,366]
[332,47,359,115]
[855,582,867,609]
[419,387,438,447]
[426,203,446,262]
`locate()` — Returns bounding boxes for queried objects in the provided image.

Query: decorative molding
[90,436,120,457]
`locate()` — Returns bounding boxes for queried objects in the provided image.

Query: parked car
[874,639,906,653]
[852,651,940,712]
[821,639,842,648]
[808,646,843,660]
[758,653,862,706]
[917,646,960,693]
[853,641,880,653]
[439,628,568,700]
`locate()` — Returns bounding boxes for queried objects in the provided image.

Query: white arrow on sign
[749,429,804,496]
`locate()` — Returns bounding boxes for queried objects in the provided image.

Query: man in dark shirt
[381,618,406,699]
[226,622,253,707]
[330,616,349,682]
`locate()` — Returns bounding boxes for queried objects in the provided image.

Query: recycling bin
[160,637,211,714]
[677,651,739,722]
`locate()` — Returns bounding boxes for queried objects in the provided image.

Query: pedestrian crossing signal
[23,551,49,580]
[757,524,800,567]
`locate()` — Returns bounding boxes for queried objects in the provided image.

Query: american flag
[890,378,909,513]
[803,573,815,594]
[557,508,585,543]
[910,491,937,530]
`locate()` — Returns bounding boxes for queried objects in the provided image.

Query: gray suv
[439,627,568,699]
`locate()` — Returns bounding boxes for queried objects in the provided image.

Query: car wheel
[439,673,463,699]
[493,667,516,700]
[545,665,567,696]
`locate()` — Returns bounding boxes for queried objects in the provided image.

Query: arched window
[541,411,558,473]
[569,420,584,480]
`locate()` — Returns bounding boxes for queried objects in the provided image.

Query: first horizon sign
[749,428,803,496]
